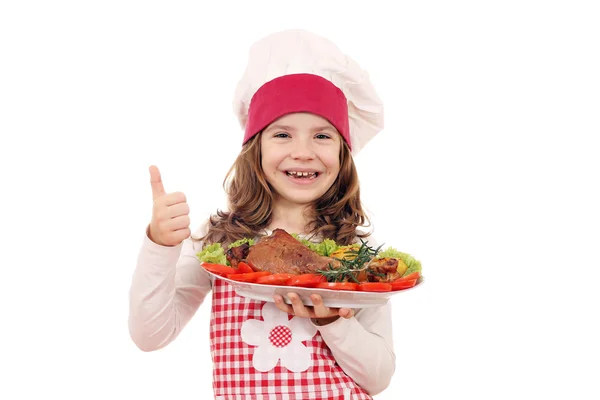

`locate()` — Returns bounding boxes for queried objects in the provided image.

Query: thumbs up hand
[148,165,191,247]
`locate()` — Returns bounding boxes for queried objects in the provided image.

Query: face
[260,112,342,208]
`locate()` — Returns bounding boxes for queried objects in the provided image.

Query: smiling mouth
[285,171,319,179]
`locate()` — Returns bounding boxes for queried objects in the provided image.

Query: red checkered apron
[209,279,373,400]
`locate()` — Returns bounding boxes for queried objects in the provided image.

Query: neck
[268,198,314,235]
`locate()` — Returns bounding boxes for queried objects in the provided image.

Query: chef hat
[232,29,384,156]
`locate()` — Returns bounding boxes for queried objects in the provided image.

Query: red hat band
[243,73,351,150]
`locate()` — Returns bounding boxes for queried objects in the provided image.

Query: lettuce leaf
[314,239,338,256]
[291,233,315,250]
[228,238,255,249]
[291,234,339,256]
[377,246,422,276]
[196,243,227,265]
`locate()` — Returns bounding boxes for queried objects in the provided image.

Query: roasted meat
[365,258,401,282]
[225,243,250,269]
[225,228,402,282]
[240,229,342,275]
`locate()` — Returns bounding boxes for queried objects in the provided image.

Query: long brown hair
[196,131,371,247]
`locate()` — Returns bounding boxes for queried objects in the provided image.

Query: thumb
[149,165,166,200]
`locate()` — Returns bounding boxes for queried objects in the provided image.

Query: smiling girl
[129,29,395,400]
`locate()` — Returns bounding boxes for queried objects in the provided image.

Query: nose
[290,140,315,160]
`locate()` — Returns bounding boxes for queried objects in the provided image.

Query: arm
[314,303,396,396]
[128,225,212,352]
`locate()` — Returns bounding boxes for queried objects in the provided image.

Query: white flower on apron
[241,302,317,373]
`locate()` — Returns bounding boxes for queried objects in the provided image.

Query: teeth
[287,171,317,177]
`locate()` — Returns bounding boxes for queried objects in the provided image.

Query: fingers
[161,191,187,207]
[339,308,354,319]
[147,165,191,247]
[166,201,190,218]
[288,293,312,318]
[149,165,166,200]
[149,166,187,206]
[274,293,349,321]
[165,215,191,231]
[151,213,191,246]
[274,293,316,318]
[274,295,295,314]
[310,294,334,318]
[169,227,192,244]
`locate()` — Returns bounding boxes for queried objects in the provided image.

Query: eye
[315,133,331,139]
[274,132,290,138]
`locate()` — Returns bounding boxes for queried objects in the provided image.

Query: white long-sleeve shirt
[128,225,396,396]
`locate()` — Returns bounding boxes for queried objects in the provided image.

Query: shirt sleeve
[312,303,396,396]
[310,233,396,396]
[128,224,213,352]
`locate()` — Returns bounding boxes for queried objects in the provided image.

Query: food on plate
[197,228,422,292]
[256,273,295,285]
[232,229,344,275]
[357,282,393,292]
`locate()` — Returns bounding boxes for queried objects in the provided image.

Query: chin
[279,190,326,206]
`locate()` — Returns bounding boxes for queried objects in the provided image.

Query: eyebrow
[312,125,338,133]
[264,124,294,133]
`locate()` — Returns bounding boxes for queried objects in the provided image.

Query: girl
[129,29,395,399]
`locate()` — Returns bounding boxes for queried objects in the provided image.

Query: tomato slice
[256,273,294,286]
[226,271,271,283]
[358,282,392,292]
[391,278,418,291]
[233,261,253,274]
[287,274,327,288]
[398,271,421,281]
[201,263,237,276]
[315,282,359,291]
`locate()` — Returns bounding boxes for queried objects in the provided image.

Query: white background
[1,1,599,399]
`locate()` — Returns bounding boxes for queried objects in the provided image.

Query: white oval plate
[207,271,424,308]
